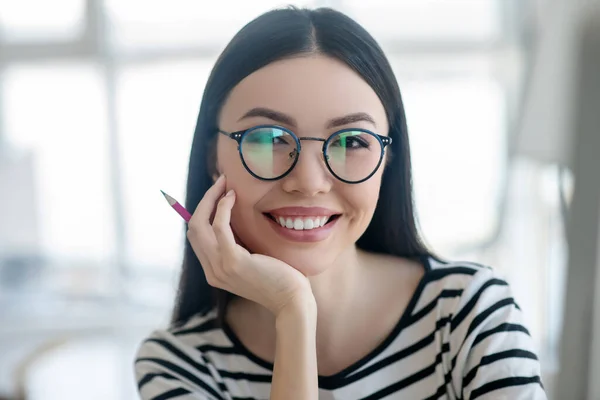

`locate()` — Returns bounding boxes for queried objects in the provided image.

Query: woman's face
[216,55,389,276]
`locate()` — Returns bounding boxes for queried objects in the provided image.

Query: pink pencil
[161,190,192,222]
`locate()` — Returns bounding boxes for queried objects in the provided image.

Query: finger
[192,174,227,225]
[187,175,226,255]
[209,193,227,225]
[212,189,238,256]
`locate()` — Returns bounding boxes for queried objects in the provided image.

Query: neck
[307,244,366,325]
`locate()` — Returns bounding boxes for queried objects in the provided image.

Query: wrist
[275,291,317,326]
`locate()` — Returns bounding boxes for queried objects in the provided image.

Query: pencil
[160,190,192,222]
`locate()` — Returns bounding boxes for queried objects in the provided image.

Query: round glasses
[218,125,392,184]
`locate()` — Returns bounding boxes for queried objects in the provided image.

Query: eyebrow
[237,107,377,129]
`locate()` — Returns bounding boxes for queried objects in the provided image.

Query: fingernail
[217,174,225,183]
[226,189,235,197]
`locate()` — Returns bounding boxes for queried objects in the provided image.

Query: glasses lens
[241,127,298,179]
[325,130,383,182]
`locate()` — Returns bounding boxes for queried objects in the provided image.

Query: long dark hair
[172,6,435,327]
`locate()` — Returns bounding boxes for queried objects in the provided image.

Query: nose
[280,141,332,196]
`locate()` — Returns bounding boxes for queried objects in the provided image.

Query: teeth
[274,216,332,230]
[293,219,303,230]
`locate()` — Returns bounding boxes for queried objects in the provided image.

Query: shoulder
[422,256,496,285]
[420,258,545,398]
[417,256,514,304]
[136,309,225,359]
[419,257,522,331]
[412,257,504,311]
[411,256,533,352]
[134,310,229,399]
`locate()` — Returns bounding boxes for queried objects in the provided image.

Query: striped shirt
[135,257,547,399]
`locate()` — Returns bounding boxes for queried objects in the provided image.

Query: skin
[187,54,424,381]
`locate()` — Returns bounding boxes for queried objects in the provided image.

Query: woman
[135,7,546,400]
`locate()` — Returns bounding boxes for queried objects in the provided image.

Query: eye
[272,136,290,145]
[346,136,369,148]
[244,128,294,146]
[330,134,370,149]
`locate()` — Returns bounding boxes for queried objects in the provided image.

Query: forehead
[219,55,388,132]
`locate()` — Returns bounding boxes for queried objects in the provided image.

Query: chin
[259,244,339,277]
[232,220,342,274]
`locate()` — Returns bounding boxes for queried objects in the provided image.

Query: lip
[264,213,340,242]
[264,206,341,218]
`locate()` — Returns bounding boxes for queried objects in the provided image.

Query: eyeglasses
[218,125,392,184]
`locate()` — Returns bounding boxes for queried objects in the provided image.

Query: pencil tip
[160,189,166,196]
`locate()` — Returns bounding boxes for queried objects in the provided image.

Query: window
[105,0,318,50]
[405,78,506,253]
[3,63,114,259]
[116,60,211,269]
[344,0,500,42]
[0,0,85,41]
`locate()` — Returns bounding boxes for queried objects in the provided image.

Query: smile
[264,214,341,231]
[262,213,341,242]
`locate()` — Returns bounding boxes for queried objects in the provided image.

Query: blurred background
[0,0,598,399]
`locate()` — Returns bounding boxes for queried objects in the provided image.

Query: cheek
[229,193,259,248]
[228,184,270,244]
[230,193,256,225]
[217,140,244,177]
[345,177,382,221]
[217,141,260,214]
[229,192,275,255]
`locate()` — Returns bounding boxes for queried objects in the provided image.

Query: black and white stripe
[135,257,546,400]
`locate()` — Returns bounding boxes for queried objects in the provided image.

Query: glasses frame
[218,124,392,184]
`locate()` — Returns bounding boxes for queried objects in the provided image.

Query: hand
[187,175,315,317]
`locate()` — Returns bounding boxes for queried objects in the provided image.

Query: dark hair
[172,6,435,327]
